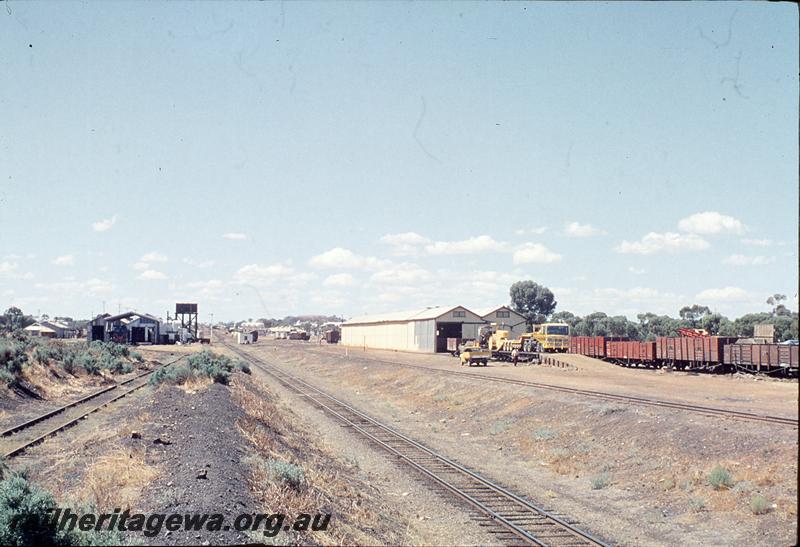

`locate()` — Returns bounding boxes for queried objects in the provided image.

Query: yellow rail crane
[482,324,542,362]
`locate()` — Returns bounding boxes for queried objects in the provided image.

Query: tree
[766,294,787,316]
[509,281,556,326]
[679,305,712,327]
[551,311,580,329]
[1,307,34,333]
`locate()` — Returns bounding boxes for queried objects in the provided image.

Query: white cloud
[138,269,168,280]
[741,238,784,247]
[678,211,746,235]
[183,258,215,268]
[234,263,295,284]
[722,254,775,266]
[323,273,355,287]
[0,261,33,280]
[381,232,430,246]
[35,278,114,297]
[370,264,431,285]
[380,232,431,256]
[512,243,562,264]
[140,252,167,263]
[223,232,247,240]
[132,262,149,271]
[184,279,226,298]
[92,215,117,232]
[563,222,602,237]
[628,266,646,275]
[52,254,75,266]
[425,235,507,255]
[615,232,709,255]
[514,227,548,236]
[308,248,388,270]
[696,286,750,302]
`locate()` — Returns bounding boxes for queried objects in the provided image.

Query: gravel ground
[135,383,257,546]
[241,363,499,546]
[238,340,798,546]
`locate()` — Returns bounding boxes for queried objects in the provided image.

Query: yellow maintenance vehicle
[458,340,491,366]
[531,322,571,352]
[481,324,541,362]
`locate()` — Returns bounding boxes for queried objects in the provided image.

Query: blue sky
[1,2,797,321]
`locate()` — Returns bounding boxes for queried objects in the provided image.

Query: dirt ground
[305,343,798,418]
[4,343,497,545]
[234,339,798,547]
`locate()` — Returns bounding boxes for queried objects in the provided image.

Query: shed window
[496,311,510,318]
[453,311,466,318]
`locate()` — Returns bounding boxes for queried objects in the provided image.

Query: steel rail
[227,342,608,547]
[1,355,187,459]
[303,346,797,427]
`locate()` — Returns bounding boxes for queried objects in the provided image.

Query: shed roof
[24,324,56,333]
[104,311,160,323]
[471,305,525,318]
[344,306,480,326]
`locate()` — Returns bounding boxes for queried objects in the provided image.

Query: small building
[88,311,161,344]
[24,323,58,338]
[24,320,75,339]
[473,305,528,340]
[341,306,485,353]
[235,331,256,344]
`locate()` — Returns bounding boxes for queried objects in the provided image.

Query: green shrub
[750,494,771,515]
[688,496,706,512]
[130,351,144,363]
[532,428,557,441]
[708,466,734,490]
[236,361,251,374]
[32,346,50,365]
[0,341,27,386]
[244,455,305,490]
[0,369,16,387]
[61,352,76,375]
[489,420,511,435]
[0,473,71,546]
[76,353,100,375]
[0,473,124,546]
[264,459,305,490]
[150,351,242,387]
[590,472,610,490]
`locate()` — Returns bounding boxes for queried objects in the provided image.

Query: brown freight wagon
[723,343,798,374]
[569,335,620,358]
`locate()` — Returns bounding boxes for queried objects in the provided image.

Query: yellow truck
[531,322,571,352]
[458,341,491,366]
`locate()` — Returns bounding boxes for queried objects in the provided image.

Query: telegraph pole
[210,313,214,345]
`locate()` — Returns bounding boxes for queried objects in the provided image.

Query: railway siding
[226,341,609,547]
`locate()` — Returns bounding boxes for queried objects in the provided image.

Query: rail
[226,342,608,547]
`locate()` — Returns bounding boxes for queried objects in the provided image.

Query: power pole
[210,313,214,344]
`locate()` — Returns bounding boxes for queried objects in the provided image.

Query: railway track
[226,342,608,547]
[0,355,186,459]
[301,346,798,428]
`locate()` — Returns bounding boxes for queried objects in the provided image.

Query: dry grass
[20,361,93,400]
[79,448,158,510]
[179,375,214,394]
[233,378,409,546]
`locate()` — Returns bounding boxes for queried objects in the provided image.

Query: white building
[24,320,74,339]
[472,305,529,340]
[236,331,255,344]
[341,306,485,353]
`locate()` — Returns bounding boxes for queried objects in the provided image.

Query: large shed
[88,311,161,344]
[473,305,529,340]
[341,306,485,353]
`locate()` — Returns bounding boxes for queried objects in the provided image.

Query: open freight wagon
[569,334,798,376]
